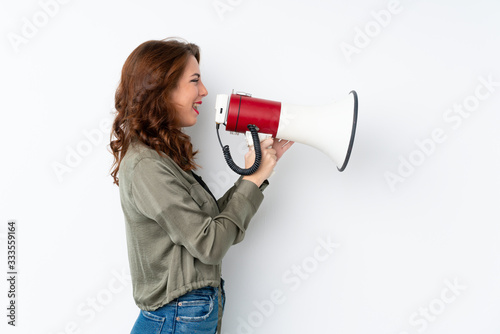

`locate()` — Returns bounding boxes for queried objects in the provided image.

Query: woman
[110,38,292,334]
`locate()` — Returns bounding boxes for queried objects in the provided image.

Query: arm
[131,158,264,265]
[218,137,291,210]
[217,176,269,211]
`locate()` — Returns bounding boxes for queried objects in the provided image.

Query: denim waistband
[183,286,217,296]
[178,278,225,299]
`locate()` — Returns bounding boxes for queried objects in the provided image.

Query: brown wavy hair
[110,38,201,185]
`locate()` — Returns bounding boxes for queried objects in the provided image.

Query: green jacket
[119,140,266,330]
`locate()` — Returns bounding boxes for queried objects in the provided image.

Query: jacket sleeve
[217,177,269,211]
[130,158,264,265]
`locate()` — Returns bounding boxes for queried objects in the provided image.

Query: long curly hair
[110,38,201,185]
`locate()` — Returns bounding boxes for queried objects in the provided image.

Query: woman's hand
[272,138,294,161]
[242,138,294,187]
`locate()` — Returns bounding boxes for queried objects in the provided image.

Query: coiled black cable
[216,124,262,175]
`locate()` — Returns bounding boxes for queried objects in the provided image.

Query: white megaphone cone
[215,91,358,174]
[276,91,358,171]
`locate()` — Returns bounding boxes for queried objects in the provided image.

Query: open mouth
[193,101,202,114]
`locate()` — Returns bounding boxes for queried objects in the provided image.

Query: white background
[1,0,499,333]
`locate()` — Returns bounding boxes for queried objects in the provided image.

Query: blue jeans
[131,281,225,334]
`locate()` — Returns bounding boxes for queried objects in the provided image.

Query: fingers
[279,142,293,153]
[273,138,294,161]
[245,137,282,170]
[261,138,274,149]
[272,138,292,150]
[244,149,254,159]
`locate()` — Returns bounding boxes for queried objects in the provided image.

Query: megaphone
[215,91,358,175]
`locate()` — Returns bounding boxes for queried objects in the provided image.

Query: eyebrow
[191,73,200,78]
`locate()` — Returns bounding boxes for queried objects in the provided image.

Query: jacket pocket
[189,183,209,208]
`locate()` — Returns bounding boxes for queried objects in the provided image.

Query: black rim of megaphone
[338,90,358,172]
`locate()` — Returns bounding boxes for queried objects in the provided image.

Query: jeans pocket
[130,310,165,334]
[176,294,215,322]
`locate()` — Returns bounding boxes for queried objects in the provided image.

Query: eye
[190,79,199,83]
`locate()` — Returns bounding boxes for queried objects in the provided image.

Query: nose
[199,79,208,97]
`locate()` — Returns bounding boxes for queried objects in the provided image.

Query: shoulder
[120,141,194,187]
[121,141,173,173]
[119,142,174,187]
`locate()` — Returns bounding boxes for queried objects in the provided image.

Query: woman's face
[170,55,208,128]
